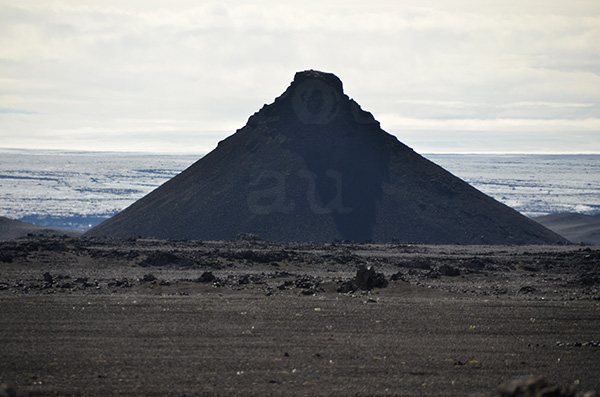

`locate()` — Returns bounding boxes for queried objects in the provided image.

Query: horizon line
[2,146,600,157]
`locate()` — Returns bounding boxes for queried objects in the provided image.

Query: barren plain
[1,236,599,396]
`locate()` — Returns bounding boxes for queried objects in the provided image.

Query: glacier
[0,149,598,231]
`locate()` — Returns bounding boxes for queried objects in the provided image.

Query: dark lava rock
[337,280,357,294]
[439,264,461,277]
[390,271,406,281]
[0,252,14,263]
[196,271,217,283]
[293,275,322,295]
[42,272,53,285]
[108,279,132,288]
[238,275,251,285]
[518,286,537,294]
[355,265,388,291]
[139,274,157,282]
[492,376,597,397]
[85,70,566,245]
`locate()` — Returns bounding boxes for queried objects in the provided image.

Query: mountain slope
[534,213,600,244]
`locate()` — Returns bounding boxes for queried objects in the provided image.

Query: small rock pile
[338,265,388,293]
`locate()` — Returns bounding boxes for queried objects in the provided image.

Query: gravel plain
[1,236,599,396]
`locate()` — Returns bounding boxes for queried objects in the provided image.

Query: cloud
[0,0,598,153]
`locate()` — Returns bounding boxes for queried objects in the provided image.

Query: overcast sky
[1,0,599,154]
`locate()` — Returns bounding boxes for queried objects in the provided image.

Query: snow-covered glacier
[427,154,600,218]
[0,149,197,230]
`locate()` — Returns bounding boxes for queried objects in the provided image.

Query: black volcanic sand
[1,237,599,396]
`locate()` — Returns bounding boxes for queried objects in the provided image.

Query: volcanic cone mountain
[87,70,566,244]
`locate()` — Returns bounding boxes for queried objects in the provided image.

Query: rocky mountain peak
[292,69,344,94]
[248,69,378,129]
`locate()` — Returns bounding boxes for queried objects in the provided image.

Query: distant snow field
[0,149,598,231]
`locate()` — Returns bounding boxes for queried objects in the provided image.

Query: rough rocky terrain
[1,236,599,396]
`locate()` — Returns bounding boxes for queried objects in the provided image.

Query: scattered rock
[139,274,157,282]
[518,286,537,294]
[42,272,53,285]
[355,265,388,291]
[195,272,217,283]
[439,264,461,277]
[238,275,251,285]
[139,252,187,267]
[492,376,597,397]
[337,281,357,294]
[390,271,406,281]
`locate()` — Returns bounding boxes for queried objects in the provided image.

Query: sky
[1,0,599,154]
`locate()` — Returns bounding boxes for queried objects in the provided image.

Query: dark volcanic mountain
[86,70,566,244]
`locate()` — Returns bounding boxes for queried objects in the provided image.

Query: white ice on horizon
[0,150,598,230]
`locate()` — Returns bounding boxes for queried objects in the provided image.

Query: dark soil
[1,236,599,396]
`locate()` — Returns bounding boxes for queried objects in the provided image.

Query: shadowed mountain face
[534,213,600,245]
[86,70,566,244]
[0,217,83,240]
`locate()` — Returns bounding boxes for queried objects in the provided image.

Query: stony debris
[42,272,53,285]
[389,271,406,281]
[278,275,322,295]
[139,274,157,283]
[439,264,461,277]
[337,280,357,294]
[356,265,388,290]
[338,265,388,293]
[195,271,217,283]
[493,376,597,397]
[518,286,537,294]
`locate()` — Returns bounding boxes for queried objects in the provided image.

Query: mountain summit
[86,70,565,244]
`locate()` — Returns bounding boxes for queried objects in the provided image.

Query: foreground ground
[1,237,599,396]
